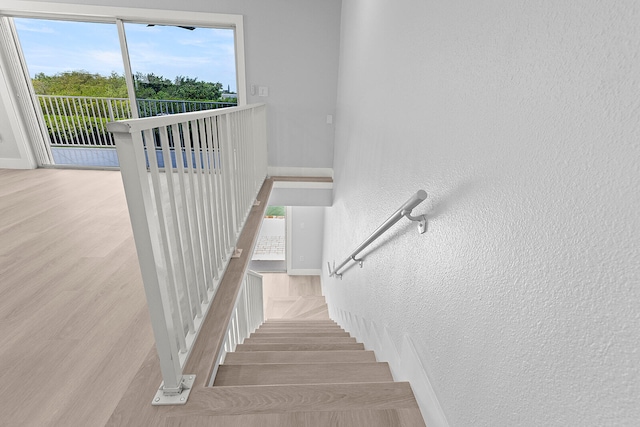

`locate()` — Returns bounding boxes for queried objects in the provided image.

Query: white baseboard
[286,268,322,276]
[268,166,333,178]
[0,157,36,169]
[331,307,450,427]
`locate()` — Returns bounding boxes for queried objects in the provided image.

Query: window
[0,3,245,167]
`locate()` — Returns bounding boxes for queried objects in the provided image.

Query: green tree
[32,71,127,97]
[134,72,173,98]
[33,70,228,102]
[173,76,223,101]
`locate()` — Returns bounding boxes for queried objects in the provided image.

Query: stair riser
[259,325,340,329]
[250,332,350,338]
[243,337,356,345]
[258,325,344,332]
[261,321,338,325]
[223,350,377,365]
[256,327,345,331]
[257,328,343,333]
[235,343,365,352]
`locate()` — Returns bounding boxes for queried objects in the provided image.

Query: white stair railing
[208,270,264,385]
[107,103,267,405]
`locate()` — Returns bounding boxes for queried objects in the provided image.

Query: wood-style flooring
[261,273,328,319]
[0,168,153,427]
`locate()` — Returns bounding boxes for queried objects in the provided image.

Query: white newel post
[107,122,195,405]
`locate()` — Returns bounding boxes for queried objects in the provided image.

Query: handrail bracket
[402,210,427,234]
[327,261,343,279]
[351,255,364,268]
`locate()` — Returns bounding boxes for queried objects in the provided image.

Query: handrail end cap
[106,121,132,134]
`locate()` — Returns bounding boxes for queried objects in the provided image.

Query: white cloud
[177,38,207,47]
[87,50,125,71]
[14,22,56,34]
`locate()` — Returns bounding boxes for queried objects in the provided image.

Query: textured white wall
[323,0,640,426]
[0,0,341,169]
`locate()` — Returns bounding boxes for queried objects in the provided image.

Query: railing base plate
[151,375,195,406]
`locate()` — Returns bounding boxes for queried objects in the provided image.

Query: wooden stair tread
[253,329,346,335]
[235,343,365,352]
[258,324,341,330]
[307,407,426,427]
[243,336,356,345]
[184,382,420,415]
[250,331,350,338]
[258,326,342,331]
[223,350,377,365]
[258,323,343,331]
[200,291,424,425]
[262,320,336,325]
[214,362,393,386]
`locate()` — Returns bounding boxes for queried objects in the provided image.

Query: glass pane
[14,18,128,167]
[123,23,237,118]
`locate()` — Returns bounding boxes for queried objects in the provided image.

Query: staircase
[207,295,427,426]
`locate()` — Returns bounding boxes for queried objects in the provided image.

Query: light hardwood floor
[261,273,328,319]
[0,168,154,427]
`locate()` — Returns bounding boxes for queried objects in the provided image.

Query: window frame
[0,2,246,105]
[0,1,246,167]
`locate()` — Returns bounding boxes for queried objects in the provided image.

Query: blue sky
[14,18,237,92]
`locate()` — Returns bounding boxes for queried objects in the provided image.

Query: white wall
[0,0,341,170]
[323,1,640,426]
[287,206,324,275]
[268,182,333,207]
[0,53,36,169]
[0,94,21,159]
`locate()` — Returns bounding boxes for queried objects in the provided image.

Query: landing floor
[0,168,152,427]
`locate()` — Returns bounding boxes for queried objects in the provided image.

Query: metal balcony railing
[37,94,236,148]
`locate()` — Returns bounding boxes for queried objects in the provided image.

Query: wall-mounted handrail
[327,190,428,278]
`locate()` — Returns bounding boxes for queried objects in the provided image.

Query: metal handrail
[327,190,428,279]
